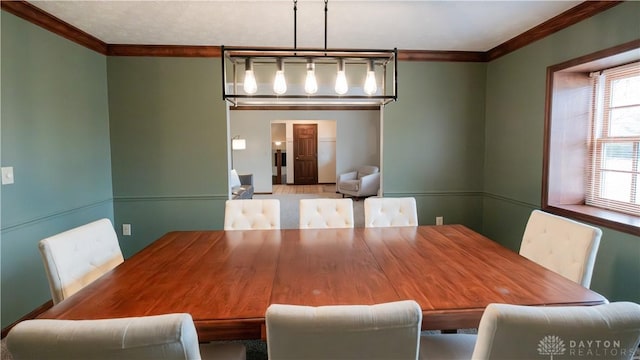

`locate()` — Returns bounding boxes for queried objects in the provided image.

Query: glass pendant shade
[273,59,287,95]
[243,58,258,94]
[364,60,377,95]
[335,59,348,95]
[304,60,318,94]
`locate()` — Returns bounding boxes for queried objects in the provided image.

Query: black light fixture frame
[222,47,397,107]
[221,0,397,107]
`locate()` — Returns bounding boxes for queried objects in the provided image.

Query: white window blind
[587,61,640,216]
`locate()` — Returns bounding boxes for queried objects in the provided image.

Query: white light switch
[122,224,131,236]
[2,167,15,185]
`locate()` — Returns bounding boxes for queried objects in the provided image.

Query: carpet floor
[3,336,640,359]
[254,187,365,229]
[238,330,472,360]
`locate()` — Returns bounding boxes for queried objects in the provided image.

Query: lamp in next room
[232,136,246,151]
[231,136,246,169]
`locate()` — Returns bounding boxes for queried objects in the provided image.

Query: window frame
[586,64,640,215]
[543,40,640,236]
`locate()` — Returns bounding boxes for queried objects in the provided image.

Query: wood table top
[38,225,608,341]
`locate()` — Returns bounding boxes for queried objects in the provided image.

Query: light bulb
[305,60,318,94]
[364,60,377,95]
[274,71,287,95]
[243,58,257,94]
[335,58,348,95]
[273,59,287,95]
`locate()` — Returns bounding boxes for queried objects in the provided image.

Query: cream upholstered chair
[364,197,418,228]
[266,300,422,360]
[299,198,354,229]
[420,302,640,360]
[519,209,602,288]
[38,218,124,304]
[6,313,246,360]
[337,165,380,198]
[224,199,280,230]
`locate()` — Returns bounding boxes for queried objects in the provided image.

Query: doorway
[229,113,376,193]
[272,123,286,185]
[293,124,318,185]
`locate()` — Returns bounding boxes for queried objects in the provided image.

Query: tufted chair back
[224,199,281,230]
[519,210,602,288]
[299,198,354,229]
[266,300,422,360]
[6,313,246,360]
[364,197,418,227]
[38,218,124,304]
[420,302,640,360]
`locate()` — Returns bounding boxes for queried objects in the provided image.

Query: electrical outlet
[1,167,14,185]
[435,216,444,226]
[122,224,131,236]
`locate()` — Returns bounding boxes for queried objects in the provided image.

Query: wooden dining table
[37,225,608,342]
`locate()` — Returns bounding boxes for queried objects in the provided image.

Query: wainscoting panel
[1,200,114,328]
[113,195,228,257]
[385,191,484,232]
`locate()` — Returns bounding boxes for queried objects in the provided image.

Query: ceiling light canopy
[222,0,397,107]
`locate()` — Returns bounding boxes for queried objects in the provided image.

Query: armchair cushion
[338,180,361,192]
[356,165,379,179]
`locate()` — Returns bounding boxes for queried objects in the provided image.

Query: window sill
[544,204,640,236]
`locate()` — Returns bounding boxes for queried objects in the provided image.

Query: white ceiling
[28,0,583,52]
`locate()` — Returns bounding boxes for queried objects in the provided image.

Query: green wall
[107,57,229,257]
[1,12,113,327]
[384,61,486,231]
[482,1,640,302]
[1,2,638,329]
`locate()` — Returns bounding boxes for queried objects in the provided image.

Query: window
[543,41,640,235]
[587,62,640,216]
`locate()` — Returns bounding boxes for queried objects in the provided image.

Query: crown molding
[397,50,486,62]
[1,0,107,54]
[486,1,623,61]
[107,44,221,57]
[1,1,624,62]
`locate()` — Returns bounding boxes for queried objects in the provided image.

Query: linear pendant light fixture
[222,0,397,107]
